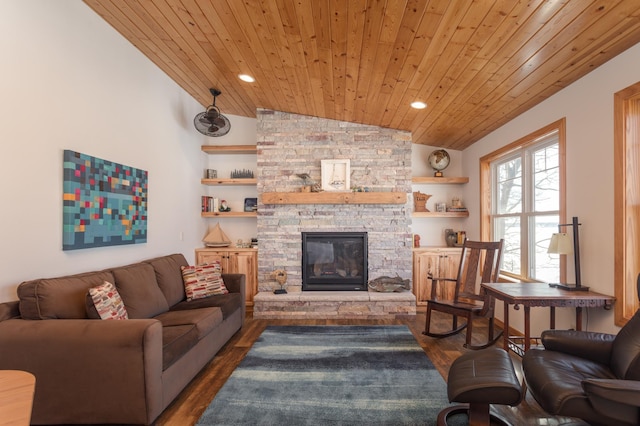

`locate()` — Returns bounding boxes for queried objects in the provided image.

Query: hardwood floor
[155,311,585,426]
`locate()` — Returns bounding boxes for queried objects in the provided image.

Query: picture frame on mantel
[321,159,350,191]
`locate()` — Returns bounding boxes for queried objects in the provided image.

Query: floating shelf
[412,176,469,184]
[412,211,469,218]
[201,211,257,218]
[201,145,257,154]
[262,191,407,205]
[201,178,257,185]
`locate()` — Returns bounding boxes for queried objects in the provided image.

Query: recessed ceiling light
[411,101,427,109]
[238,74,255,83]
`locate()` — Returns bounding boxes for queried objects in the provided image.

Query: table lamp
[547,216,589,291]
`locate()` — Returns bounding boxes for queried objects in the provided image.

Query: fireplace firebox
[301,232,368,291]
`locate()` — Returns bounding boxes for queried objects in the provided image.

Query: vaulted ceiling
[84,0,640,150]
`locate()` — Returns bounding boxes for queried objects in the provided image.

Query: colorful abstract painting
[63,150,148,251]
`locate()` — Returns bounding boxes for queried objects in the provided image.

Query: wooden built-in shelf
[201,145,257,154]
[201,211,257,218]
[201,178,257,185]
[412,211,469,218]
[412,176,469,184]
[262,191,407,205]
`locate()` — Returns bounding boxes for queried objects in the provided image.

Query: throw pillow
[88,281,129,320]
[181,262,228,301]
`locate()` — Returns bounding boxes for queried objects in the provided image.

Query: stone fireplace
[253,109,416,319]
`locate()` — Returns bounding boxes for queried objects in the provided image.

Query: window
[480,119,566,282]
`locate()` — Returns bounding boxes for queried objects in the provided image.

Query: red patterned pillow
[180,262,228,301]
[88,281,128,320]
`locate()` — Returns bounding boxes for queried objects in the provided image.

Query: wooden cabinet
[195,247,258,307]
[412,247,462,306]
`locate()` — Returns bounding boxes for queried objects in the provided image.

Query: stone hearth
[253,291,416,319]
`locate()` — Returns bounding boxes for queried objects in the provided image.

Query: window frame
[480,119,566,282]
[614,81,640,326]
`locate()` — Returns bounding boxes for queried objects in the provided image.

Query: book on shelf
[446,207,468,212]
[201,196,219,213]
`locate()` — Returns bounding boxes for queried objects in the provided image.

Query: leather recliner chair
[522,287,640,425]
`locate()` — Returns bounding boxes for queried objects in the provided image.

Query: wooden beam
[262,191,407,204]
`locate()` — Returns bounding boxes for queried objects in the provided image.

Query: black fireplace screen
[301,232,368,291]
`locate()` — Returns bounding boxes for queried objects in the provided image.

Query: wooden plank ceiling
[83,0,640,150]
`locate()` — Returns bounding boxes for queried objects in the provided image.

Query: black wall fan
[194,88,231,137]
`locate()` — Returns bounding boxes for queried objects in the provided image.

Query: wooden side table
[0,370,36,426]
[481,282,615,356]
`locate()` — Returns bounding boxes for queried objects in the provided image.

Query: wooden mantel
[262,191,407,205]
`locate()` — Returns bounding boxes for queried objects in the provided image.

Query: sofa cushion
[88,281,129,320]
[18,271,115,320]
[0,301,20,321]
[171,293,243,320]
[144,254,189,307]
[180,262,228,301]
[162,324,199,371]
[85,293,100,319]
[111,263,169,319]
[154,308,223,339]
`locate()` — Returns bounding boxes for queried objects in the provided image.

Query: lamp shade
[548,232,573,255]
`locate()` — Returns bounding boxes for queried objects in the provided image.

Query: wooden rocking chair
[423,239,504,350]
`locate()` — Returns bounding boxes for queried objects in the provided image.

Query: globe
[428,149,450,177]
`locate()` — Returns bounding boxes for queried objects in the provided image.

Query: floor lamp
[547,216,589,291]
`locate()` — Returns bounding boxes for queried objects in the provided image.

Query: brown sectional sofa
[0,253,245,425]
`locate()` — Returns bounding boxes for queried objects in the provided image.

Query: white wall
[462,42,640,334]
[0,1,246,302]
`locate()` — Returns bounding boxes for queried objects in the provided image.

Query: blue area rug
[196,325,452,425]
